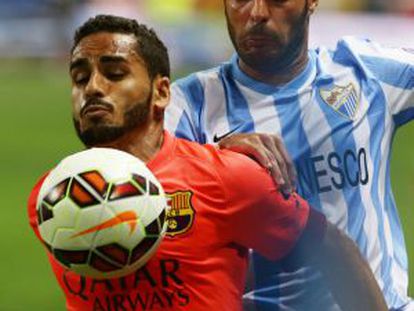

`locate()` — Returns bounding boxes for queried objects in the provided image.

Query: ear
[308,0,318,14]
[152,75,170,121]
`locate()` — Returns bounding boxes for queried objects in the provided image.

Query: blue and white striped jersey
[165,37,414,310]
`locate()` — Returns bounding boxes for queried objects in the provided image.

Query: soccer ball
[36,148,168,279]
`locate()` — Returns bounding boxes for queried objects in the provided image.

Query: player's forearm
[315,223,387,311]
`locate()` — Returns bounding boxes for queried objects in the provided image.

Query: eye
[103,65,128,81]
[233,0,251,4]
[229,0,252,9]
[72,72,90,85]
[106,71,126,81]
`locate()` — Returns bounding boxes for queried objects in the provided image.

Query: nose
[84,71,105,99]
[250,0,270,24]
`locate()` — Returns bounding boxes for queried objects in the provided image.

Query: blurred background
[0,0,413,309]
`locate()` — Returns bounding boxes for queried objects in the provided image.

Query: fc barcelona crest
[320,83,359,120]
[166,191,195,237]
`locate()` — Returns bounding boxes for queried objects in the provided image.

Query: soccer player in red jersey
[28,15,387,311]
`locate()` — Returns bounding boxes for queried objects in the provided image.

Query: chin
[82,118,118,134]
[84,114,113,126]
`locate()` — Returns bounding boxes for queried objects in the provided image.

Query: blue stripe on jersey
[394,107,414,127]
[220,63,256,133]
[360,55,414,90]
[314,52,369,255]
[333,50,405,306]
[174,74,207,143]
[272,93,321,209]
[174,113,198,141]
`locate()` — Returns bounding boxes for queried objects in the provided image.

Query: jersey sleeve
[341,37,414,127]
[27,173,49,241]
[166,76,206,143]
[216,151,312,261]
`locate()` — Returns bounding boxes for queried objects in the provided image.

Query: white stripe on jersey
[166,85,194,135]
[235,81,281,134]
[298,83,350,231]
[198,71,229,143]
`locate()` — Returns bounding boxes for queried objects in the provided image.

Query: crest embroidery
[320,83,359,120]
[166,191,195,237]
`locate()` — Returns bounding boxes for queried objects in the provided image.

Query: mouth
[82,105,112,118]
[81,99,114,119]
[244,35,277,48]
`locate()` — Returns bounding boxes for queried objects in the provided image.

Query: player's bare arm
[218,132,296,193]
[321,223,388,311]
[222,152,387,311]
[287,217,388,311]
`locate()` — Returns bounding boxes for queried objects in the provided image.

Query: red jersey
[28,132,310,311]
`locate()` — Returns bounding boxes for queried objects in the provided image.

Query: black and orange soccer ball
[36,148,168,279]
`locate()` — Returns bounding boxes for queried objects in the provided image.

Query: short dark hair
[72,14,170,79]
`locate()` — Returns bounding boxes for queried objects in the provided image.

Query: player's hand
[218,133,296,193]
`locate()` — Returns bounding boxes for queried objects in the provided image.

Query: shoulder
[216,149,279,198]
[174,137,266,171]
[319,36,413,68]
[334,36,412,59]
[179,139,278,198]
[314,36,414,84]
[172,136,226,166]
[173,137,273,189]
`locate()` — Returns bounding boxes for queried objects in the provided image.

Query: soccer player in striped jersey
[165,0,414,310]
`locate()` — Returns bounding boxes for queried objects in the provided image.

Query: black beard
[226,4,309,74]
[73,92,152,147]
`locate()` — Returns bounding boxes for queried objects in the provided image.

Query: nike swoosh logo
[71,211,139,238]
[213,125,243,143]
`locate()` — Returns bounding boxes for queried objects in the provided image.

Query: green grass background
[0,61,413,310]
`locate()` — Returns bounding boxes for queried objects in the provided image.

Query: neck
[92,122,164,163]
[239,40,309,86]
